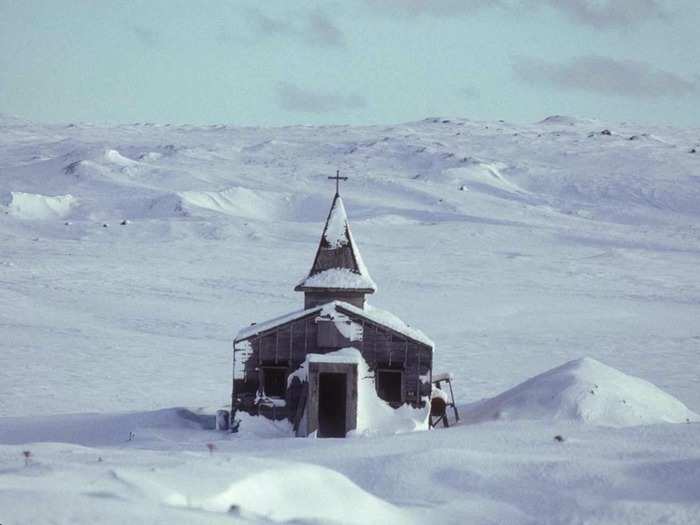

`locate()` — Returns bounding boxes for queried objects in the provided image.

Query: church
[232,174,434,437]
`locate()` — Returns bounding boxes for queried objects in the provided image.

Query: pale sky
[1,0,698,126]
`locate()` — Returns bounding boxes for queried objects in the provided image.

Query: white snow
[235,300,431,347]
[324,195,350,248]
[298,267,376,290]
[462,357,698,427]
[191,463,410,523]
[361,303,434,347]
[179,187,293,221]
[4,191,78,220]
[1,114,700,524]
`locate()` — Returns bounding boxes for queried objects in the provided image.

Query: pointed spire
[295,192,376,293]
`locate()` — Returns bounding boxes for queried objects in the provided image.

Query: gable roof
[234,300,433,349]
[295,193,377,293]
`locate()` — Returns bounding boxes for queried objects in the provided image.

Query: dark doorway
[318,372,347,438]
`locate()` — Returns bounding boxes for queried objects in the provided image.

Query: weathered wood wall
[233,309,432,421]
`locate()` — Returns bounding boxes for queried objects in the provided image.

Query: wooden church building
[232,176,434,437]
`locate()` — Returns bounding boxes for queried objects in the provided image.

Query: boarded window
[261,367,287,398]
[376,369,403,404]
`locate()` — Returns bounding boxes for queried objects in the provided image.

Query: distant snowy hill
[1,115,698,418]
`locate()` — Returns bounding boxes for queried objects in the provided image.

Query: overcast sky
[1,0,698,126]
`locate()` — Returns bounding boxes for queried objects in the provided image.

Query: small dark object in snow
[98,456,103,462]
[128,431,135,441]
[102,223,108,228]
[554,435,565,442]
[120,219,129,225]
[228,504,241,515]
[600,129,612,136]
[64,221,71,226]
[23,450,32,466]
[690,148,697,153]
[206,443,216,455]
[460,185,468,191]
[629,135,639,141]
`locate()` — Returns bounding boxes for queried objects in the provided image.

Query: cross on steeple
[328,170,348,195]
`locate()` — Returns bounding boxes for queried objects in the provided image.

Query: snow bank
[463,357,698,427]
[103,149,138,167]
[178,187,290,221]
[5,191,78,220]
[0,408,213,447]
[443,161,525,195]
[190,463,409,523]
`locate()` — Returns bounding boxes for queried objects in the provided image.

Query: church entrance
[318,373,347,437]
[307,361,358,438]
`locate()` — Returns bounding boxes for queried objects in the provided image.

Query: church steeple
[295,174,376,309]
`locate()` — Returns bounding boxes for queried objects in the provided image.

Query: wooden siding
[233,310,432,420]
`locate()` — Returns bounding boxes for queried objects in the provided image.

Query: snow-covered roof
[235,305,314,343]
[295,193,377,293]
[297,268,376,290]
[234,301,433,348]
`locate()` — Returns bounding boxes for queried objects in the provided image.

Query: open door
[306,362,357,438]
[318,373,347,437]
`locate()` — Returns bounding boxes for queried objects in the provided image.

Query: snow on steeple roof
[295,192,377,293]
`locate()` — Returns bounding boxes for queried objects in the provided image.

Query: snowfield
[1,114,699,524]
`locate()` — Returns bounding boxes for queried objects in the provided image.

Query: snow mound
[538,115,597,126]
[444,161,525,196]
[103,149,138,167]
[178,187,331,222]
[178,187,286,220]
[190,463,408,523]
[463,357,698,427]
[4,191,78,220]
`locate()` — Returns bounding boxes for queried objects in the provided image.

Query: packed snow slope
[462,357,697,427]
[1,115,700,524]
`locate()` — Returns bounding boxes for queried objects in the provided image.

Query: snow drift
[4,191,78,220]
[187,464,410,523]
[462,357,698,427]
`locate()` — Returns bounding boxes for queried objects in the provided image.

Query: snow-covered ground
[1,114,699,523]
